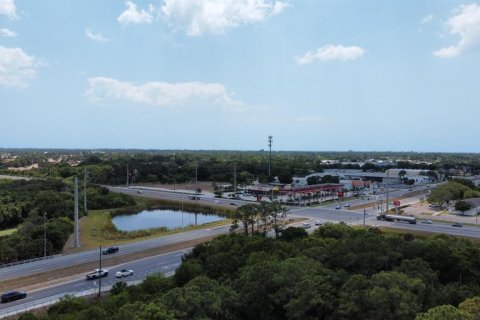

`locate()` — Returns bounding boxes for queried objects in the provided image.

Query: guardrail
[0,280,142,319]
[0,255,61,269]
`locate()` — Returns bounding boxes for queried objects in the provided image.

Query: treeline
[0,179,135,264]
[6,151,480,187]
[25,224,480,320]
[428,178,480,209]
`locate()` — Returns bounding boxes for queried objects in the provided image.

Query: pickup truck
[85,269,109,280]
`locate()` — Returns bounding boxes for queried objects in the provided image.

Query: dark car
[102,246,119,255]
[1,291,27,303]
[452,223,463,228]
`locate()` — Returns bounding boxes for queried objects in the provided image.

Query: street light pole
[386,170,390,214]
[98,245,102,297]
[195,160,198,199]
[44,212,47,259]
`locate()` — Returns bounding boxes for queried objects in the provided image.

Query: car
[213,200,220,204]
[421,219,433,224]
[102,246,119,255]
[136,190,143,194]
[230,202,238,206]
[344,203,350,208]
[1,291,27,303]
[115,269,134,278]
[314,220,323,226]
[85,269,109,280]
[189,196,200,200]
[408,188,413,191]
[302,223,311,229]
[335,205,341,209]
[452,223,463,227]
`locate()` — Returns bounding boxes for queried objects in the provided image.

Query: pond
[111,209,226,231]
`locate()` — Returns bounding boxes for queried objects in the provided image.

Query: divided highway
[0,225,229,281]
[0,249,188,317]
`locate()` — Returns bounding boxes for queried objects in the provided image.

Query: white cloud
[0,0,17,19]
[86,77,245,110]
[420,14,434,25]
[0,27,16,37]
[295,45,365,65]
[85,28,108,42]
[0,46,39,88]
[160,0,289,36]
[118,1,155,25]
[434,4,480,58]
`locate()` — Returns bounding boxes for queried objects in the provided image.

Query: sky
[1,0,480,152]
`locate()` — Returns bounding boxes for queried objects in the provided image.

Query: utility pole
[74,177,80,248]
[363,209,366,228]
[234,162,237,199]
[84,168,88,213]
[44,212,47,259]
[98,245,102,297]
[126,164,129,186]
[386,169,390,214]
[268,136,273,177]
[195,159,198,199]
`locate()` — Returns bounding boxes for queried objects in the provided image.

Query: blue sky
[1,0,479,152]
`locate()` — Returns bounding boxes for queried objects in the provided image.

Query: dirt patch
[350,190,429,211]
[0,236,215,293]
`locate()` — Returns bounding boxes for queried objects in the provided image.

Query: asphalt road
[291,206,480,238]
[0,225,229,281]
[108,186,247,207]
[0,249,188,315]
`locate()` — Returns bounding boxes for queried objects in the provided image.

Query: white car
[85,269,109,280]
[315,220,323,226]
[115,269,134,278]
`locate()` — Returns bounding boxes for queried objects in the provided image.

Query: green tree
[459,296,480,320]
[455,201,472,214]
[416,305,473,320]
[337,271,425,320]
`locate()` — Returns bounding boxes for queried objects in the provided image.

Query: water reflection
[112,209,225,231]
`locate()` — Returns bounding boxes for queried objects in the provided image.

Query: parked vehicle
[115,269,134,278]
[344,203,350,208]
[452,223,463,227]
[335,205,341,209]
[85,269,109,280]
[102,246,119,255]
[302,223,311,229]
[315,220,323,226]
[1,291,27,303]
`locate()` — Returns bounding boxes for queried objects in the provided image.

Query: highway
[0,249,188,316]
[108,186,247,207]
[3,181,480,316]
[0,225,229,281]
[292,206,480,239]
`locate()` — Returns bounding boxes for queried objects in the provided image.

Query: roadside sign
[393,200,400,207]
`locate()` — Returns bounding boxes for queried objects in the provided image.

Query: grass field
[63,197,233,254]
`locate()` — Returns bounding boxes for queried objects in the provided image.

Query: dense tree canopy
[31,224,480,320]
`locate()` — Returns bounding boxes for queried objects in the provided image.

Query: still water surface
[112,209,225,231]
